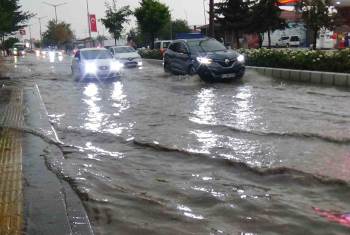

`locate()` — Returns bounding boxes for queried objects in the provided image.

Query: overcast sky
[20,0,208,39]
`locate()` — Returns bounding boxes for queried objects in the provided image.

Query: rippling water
[5,55,350,234]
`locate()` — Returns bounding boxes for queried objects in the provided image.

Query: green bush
[138,49,163,60]
[238,48,350,73]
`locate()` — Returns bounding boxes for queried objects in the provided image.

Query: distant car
[11,43,26,56]
[163,38,245,82]
[154,40,172,54]
[71,48,122,81]
[289,36,300,47]
[109,46,142,67]
[275,35,300,47]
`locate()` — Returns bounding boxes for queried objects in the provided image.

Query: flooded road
[3,54,350,234]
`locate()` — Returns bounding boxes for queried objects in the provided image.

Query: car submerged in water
[71,48,123,82]
[163,38,245,82]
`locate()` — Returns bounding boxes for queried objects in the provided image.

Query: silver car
[109,46,142,68]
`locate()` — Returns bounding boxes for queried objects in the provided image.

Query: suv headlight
[237,54,245,63]
[110,61,123,71]
[197,57,212,65]
[84,62,97,74]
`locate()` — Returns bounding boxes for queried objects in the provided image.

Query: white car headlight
[197,57,212,65]
[110,61,123,71]
[137,61,143,66]
[84,62,97,74]
[237,54,245,63]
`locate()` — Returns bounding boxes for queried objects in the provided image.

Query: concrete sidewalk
[0,85,94,235]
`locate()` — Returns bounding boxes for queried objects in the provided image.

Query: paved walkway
[0,87,24,235]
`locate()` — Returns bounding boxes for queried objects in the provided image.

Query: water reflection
[190,88,217,125]
[234,86,257,130]
[176,204,204,220]
[83,83,105,131]
[106,82,132,135]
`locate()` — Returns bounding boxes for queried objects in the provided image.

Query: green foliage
[138,49,163,60]
[42,20,74,48]
[0,0,32,39]
[159,19,191,40]
[2,37,19,49]
[134,0,171,47]
[238,48,350,73]
[215,0,252,48]
[101,1,132,45]
[297,0,338,49]
[250,0,287,48]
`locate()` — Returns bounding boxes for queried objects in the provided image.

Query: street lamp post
[42,2,67,23]
[36,16,47,43]
[86,0,91,39]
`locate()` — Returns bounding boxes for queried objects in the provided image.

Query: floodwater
[3,54,350,234]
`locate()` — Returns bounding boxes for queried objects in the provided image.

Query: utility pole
[36,16,47,43]
[209,0,215,38]
[86,0,91,39]
[203,0,207,25]
[42,2,67,23]
[28,25,32,49]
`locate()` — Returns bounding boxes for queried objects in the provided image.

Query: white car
[276,35,300,47]
[71,48,122,81]
[109,46,142,67]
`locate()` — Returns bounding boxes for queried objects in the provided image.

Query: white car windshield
[81,50,112,60]
[115,47,135,53]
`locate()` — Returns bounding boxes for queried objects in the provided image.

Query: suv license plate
[221,73,236,78]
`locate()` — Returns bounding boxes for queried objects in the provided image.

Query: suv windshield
[188,39,226,53]
[115,47,135,53]
[81,50,112,60]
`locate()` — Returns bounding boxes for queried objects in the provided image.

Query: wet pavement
[2,54,350,234]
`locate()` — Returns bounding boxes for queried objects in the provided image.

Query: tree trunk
[313,30,317,50]
[267,30,271,48]
[114,37,117,46]
[235,31,240,49]
[258,33,263,48]
[151,33,155,49]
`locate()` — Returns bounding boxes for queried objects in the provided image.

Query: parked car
[71,48,122,81]
[163,38,245,82]
[154,40,172,54]
[109,46,142,67]
[275,35,300,47]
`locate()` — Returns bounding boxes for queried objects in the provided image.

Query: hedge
[139,48,350,73]
[138,49,163,60]
[238,48,350,73]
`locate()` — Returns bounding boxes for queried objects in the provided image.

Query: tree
[298,0,338,50]
[159,19,191,40]
[250,0,287,48]
[2,37,19,49]
[134,0,171,48]
[96,35,107,46]
[42,20,74,49]
[101,0,132,46]
[214,0,252,48]
[0,0,32,44]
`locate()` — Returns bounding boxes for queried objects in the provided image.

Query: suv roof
[171,37,211,44]
[80,48,108,52]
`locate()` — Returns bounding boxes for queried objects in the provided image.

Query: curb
[23,84,94,235]
[247,66,350,87]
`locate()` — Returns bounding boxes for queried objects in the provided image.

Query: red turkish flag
[89,14,97,32]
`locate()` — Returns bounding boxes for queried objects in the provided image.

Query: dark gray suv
[163,38,245,82]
